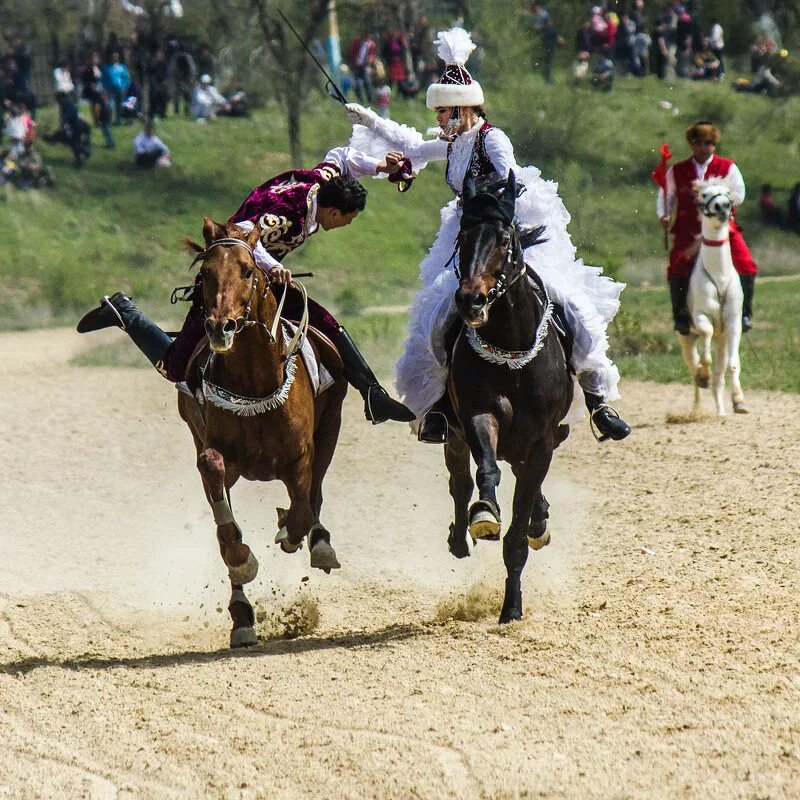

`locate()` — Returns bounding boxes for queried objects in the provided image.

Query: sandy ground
[1,327,799,800]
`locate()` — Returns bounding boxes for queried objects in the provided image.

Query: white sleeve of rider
[483,128,519,179]
[728,164,746,206]
[235,221,282,272]
[323,145,382,179]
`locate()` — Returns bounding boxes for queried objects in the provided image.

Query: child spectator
[190,74,228,122]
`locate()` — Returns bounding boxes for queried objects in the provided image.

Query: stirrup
[418,411,448,444]
[589,403,624,443]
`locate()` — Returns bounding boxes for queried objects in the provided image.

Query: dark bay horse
[179,219,347,647]
[444,172,573,624]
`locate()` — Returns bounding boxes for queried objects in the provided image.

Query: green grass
[611,277,800,393]
[5,74,800,390]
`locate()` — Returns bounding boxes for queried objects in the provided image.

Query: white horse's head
[694,178,734,225]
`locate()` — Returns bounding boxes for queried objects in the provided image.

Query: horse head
[694,178,734,227]
[186,218,271,353]
[455,171,519,328]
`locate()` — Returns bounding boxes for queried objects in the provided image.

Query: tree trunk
[287,93,302,165]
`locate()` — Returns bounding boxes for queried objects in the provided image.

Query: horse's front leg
[197,447,259,648]
[463,412,502,542]
[444,431,474,559]
[725,326,748,414]
[694,314,714,390]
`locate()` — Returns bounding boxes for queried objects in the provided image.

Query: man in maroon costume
[77,145,415,424]
[658,121,758,334]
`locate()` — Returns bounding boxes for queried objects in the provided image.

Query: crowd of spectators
[1,31,249,180]
[343,16,466,118]
[540,1,728,85]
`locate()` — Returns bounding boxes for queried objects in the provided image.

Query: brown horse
[179,218,347,648]
[443,173,573,624]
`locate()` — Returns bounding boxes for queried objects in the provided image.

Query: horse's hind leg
[500,445,554,624]
[307,393,345,572]
[712,335,729,416]
[281,451,329,570]
[197,448,259,648]
[444,432,474,559]
[464,413,502,542]
[679,334,702,411]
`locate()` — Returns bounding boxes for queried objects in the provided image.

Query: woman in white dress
[345,28,630,444]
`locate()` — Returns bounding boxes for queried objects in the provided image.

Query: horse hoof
[227,551,259,585]
[469,502,501,541]
[499,608,523,625]
[230,626,259,649]
[733,402,749,414]
[310,540,341,571]
[694,375,710,389]
[528,530,551,551]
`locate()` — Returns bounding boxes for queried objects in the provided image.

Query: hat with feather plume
[426,27,484,110]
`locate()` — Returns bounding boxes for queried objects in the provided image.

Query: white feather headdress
[434,27,477,66]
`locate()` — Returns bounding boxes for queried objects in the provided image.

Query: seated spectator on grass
[759,184,783,225]
[733,63,783,96]
[4,103,27,158]
[133,120,171,168]
[190,74,228,122]
[691,40,722,80]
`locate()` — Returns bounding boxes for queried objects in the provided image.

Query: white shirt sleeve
[656,166,676,217]
[235,220,282,272]
[369,116,448,170]
[727,163,746,206]
[322,145,382,180]
[483,128,519,178]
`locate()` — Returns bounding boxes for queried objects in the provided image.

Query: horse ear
[463,172,476,203]
[500,170,516,223]
[202,217,227,245]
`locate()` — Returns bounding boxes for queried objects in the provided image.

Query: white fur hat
[426,27,484,109]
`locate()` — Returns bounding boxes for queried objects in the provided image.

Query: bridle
[698,190,733,222]
[192,236,307,348]
[457,219,527,313]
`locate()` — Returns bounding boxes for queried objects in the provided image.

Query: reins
[190,236,311,415]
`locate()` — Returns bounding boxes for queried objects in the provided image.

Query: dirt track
[1,328,799,800]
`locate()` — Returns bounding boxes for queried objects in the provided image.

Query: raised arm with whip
[651,142,673,251]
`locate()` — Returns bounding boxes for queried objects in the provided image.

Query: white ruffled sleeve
[349,116,448,177]
[322,145,381,180]
[484,127,520,178]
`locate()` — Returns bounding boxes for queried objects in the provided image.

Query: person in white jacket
[345,27,630,444]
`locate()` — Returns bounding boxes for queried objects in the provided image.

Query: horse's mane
[693,176,733,195]
[461,173,547,247]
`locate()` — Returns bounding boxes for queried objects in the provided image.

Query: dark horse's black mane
[461,172,547,249]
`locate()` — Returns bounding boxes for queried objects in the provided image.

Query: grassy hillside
[4,73,800,390]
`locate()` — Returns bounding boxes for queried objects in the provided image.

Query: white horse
[679,178,748,416]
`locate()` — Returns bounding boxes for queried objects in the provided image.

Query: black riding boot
[418,395,450,444]
[669,276,691,335]
[740,274,756,333]
[333,328,415,424]
[76,292,172,372]
[582,388,631,443]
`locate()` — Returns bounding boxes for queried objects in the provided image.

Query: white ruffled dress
[350,116,624,423]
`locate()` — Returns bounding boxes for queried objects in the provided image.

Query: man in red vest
[658,121,757,334]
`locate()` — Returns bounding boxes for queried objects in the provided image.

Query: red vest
[668,155,757,279]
